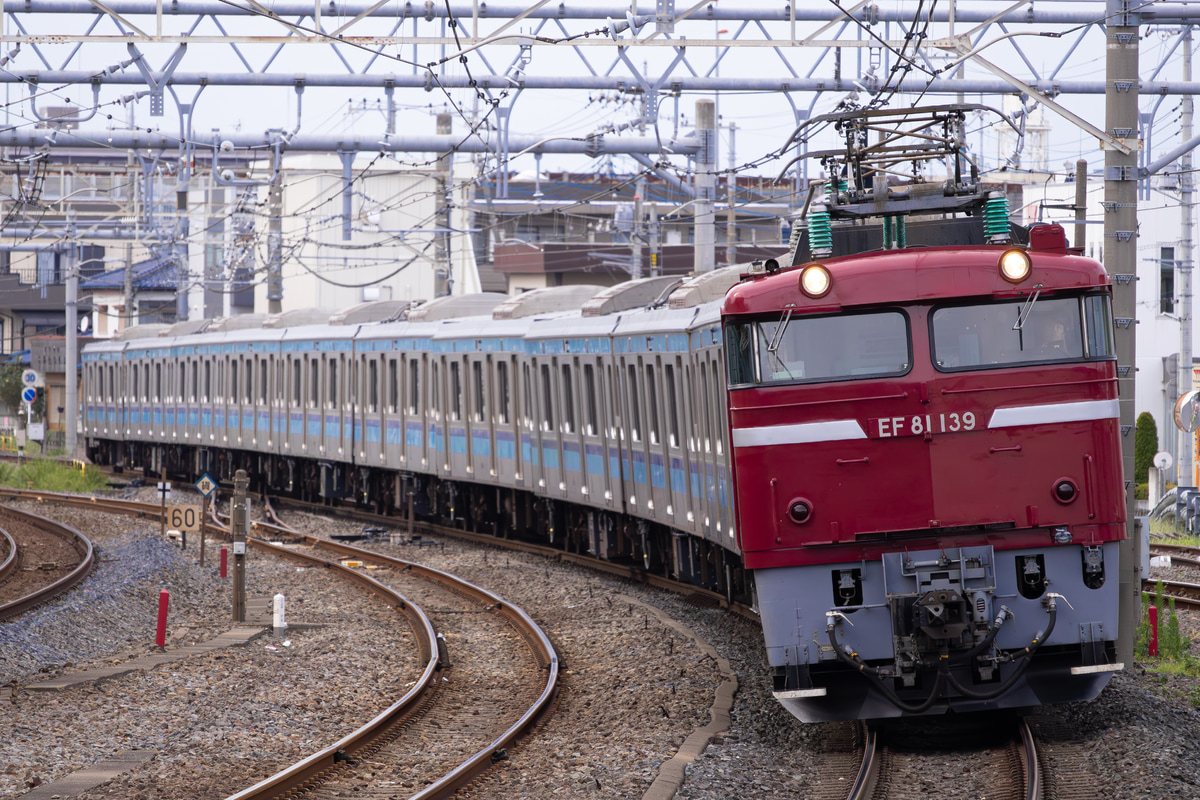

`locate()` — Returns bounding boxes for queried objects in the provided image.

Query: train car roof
[81,337,127,355]
[723,246,1109,316]
[167,327,289,348]
[610,304,702,337]
[523,310,617,341]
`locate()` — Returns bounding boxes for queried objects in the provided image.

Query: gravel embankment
[4,491,1200,799]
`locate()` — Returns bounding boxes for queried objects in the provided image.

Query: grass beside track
[0,458,109,494]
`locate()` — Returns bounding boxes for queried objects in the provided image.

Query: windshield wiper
[1012,284,1044,331]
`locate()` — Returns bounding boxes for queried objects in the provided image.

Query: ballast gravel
[3,492,1200,800]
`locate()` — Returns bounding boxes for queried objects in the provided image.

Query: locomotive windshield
[931,294,1113,370]
[726,310,910,386]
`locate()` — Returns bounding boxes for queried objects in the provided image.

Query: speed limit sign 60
[166,506,200,532]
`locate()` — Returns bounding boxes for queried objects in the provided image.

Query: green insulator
[808,206,833,255]
[983,194,1011,243]
[896,216,907,249]
[882,215,893,249]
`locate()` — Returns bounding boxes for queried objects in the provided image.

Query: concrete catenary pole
[694,99,716,274]
[726,121,737,266]
[1107,0,1141,668]
[1179,29,1195,487]
[435,112,453,297]
[267,146,283,315]
[64,243,78,458]
[1074,160,1087,254]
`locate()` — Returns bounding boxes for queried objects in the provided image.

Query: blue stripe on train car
[259,411,270,432]
[305,414,319,436]
[472,429,491,457]
[449,427,467,455]
[431,424,444,452]
[142,406,150,424]
[542,445,560,470]
[705,464,716,503]
[406,421,422,446]
[366,420,380,443]
[229,410,239,429]
[669,456,686,493]
[718,467,728,507]
[324,415,339,438]
[632,450,647,484]
[609,447,621,481]
[690,460,701,498]
[190,409,199,426]
[649,452,666,489]
[108,408,117,424]
[563,441,581,472]
[522,434,539,466]
[290,413,302,435]
[87,407,95,422]
[164,409,173,426]
[244,411,254,431]
[202,410,213,427]
[386,421,401,445]
[585,443,604,475]
[497,430,516,459]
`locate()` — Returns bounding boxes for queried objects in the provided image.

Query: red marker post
[1149,605,1159,657]
[220,546,228,578]
[155,590,170,648]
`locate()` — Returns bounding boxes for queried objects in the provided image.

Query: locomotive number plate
[868,412,977,439]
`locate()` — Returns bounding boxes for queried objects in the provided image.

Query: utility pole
[1107,0,1141,668]
[435,112,453,297]
[175,187,189,321]
[230,469,249,622]
[694,99,716,274]
[267,146,283,315]
[726,121,737,266]
[1179,28,1195,488]
[64,242,78,458]
[632,175,644,279]
[1074,160,1088,254]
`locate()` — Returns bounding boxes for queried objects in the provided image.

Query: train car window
[329,359,339,407]
[685,364,698,453]
[665,363,680,448]
[497,360,511,424]
[473,360,487,422]
[540,363,555,432]
[561,363,575,434]
[308,359,318,406]
[204,361,212,402]
[645,364,660,445]
[154,364,162,402]
[450,360,462,421]
[523,363,533,429]
[700,361,712,454]
[431,361,441,416]
[178,364,185,400]
[231,361,239,403]
[143,365,150,401]
[712,361,726,455]
[369,360,379,412]
[583,364,598,436]
[245,360,254,404]
[132,365,139,399]
[408,359,420,415]
[607,364,620,439]
[1084,295,1115,358]
[726,310,910,385]
[932,296,1088,371]
[627,364,642,442]
[291,360,300,406]
[259,361,268,404]
[191,362,198,402]
[388,359,398,413]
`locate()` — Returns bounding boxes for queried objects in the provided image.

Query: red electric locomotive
[725,107,1125,721]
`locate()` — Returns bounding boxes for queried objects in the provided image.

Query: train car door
[467,352,496,483]
[579,357,613,510]
[642,355,673,524]
[446,352,470,479]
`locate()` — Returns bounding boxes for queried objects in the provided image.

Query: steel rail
[241,509,561,800]
[1142,578,1200,609]
[1018,717,1042,800]
[0,504,94,622]
[265,495,760,621]
[0,526,16,583]
[6,488,559,800]
[845,723,880,800]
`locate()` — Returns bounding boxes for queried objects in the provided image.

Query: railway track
[838,716,1040,800]
[2,488,559,800]
[0,503,94,621]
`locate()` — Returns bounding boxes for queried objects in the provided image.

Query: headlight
[799,264,832,298]
[999,249,1031,283]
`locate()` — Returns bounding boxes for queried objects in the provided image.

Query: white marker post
[273,593,287,636]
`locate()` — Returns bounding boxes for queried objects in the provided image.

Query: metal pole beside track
[1107,0,1141,667]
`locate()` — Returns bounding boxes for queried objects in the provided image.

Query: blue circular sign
[21,387,35,403]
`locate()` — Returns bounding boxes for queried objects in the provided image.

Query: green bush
[1135,412,1159,485]
[1135,483,1148,500]
[0,458,109,493]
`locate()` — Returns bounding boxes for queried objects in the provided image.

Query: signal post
[230,469,249,622]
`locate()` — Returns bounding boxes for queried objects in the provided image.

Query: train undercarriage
[89,438,752,606]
